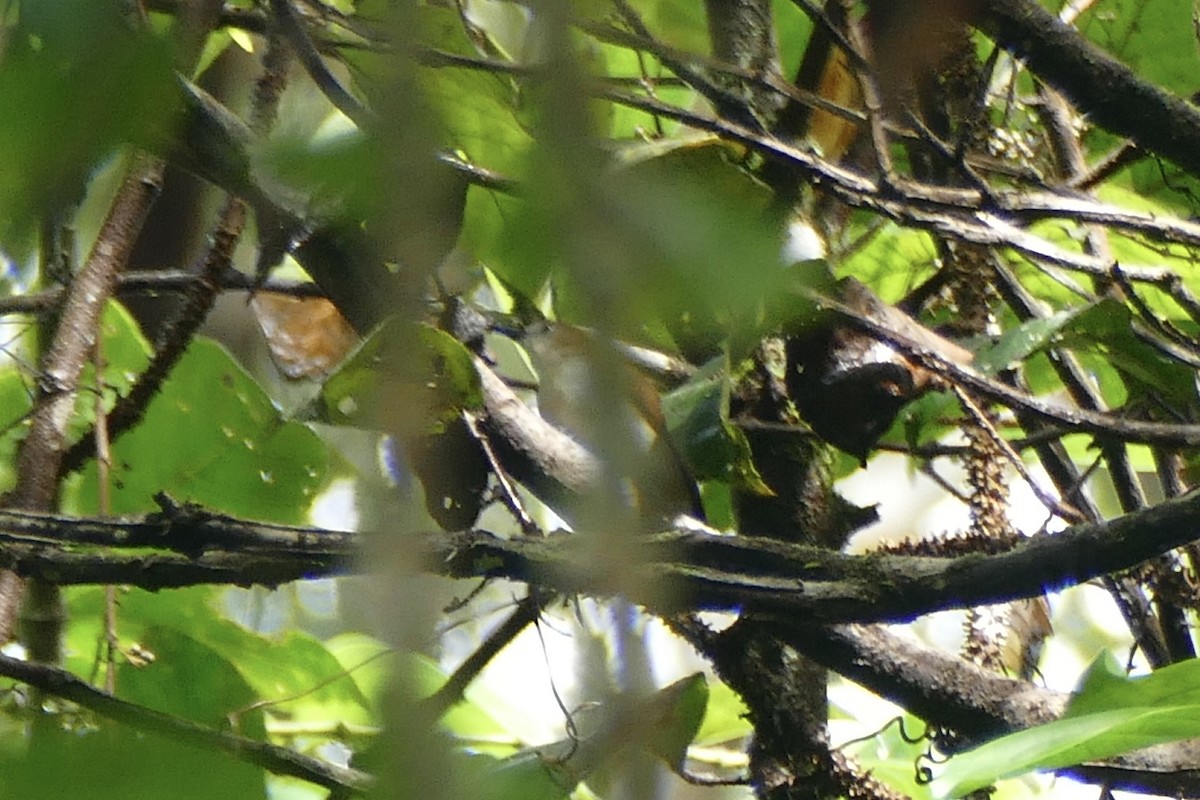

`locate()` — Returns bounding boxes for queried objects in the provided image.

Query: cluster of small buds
[988,126,1040,166]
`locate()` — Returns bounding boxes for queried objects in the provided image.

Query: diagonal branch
[60,29,291,480]
[418,590,552,720]
[975,0,1200,178]
[810,288,1200,448]
[595,87,1200,275]
[0,153,167,649]
[270,0,372,127]
[0,652,372,794]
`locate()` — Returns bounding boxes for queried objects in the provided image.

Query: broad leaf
[661,356,770,493]
[0,3,176,250]
[647,672,709,767]
[318,319,483,437]
[970,310,1081,376]
[68,587,373,727]
[65,337,329,523]
[932,652,1200,798]
[931,706,1200,799]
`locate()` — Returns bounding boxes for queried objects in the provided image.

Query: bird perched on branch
[788,278,975,464]
[518,322,703,526]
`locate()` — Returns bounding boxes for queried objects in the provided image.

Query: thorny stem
[59,24,291,479]
[0,153,167,649]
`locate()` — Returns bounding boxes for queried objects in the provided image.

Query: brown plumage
[522,323,703,525]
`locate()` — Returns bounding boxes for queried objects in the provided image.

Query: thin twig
[419,591,552,720]
[1112,266,1200,352]
[593,86,1200,276]
[93,335,119,694]
[464,411,539,535]
[271,0,372,127]
[989,257,1173,666]
[229,647,396,730]
[842,10,897,184]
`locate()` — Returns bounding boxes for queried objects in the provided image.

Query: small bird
[788,279,975,464]
[519,322,703,526]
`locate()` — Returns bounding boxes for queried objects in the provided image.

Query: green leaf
[636,0,710,53]
[343,4,532,179]
[970,310,1080,376]
[1078,0,1197,96]
[1058,300,1195,408]
[693,678,751,746]
[0,719,263,800]
[402,652,516,745]
[773,0,815,75]
[463,674,709,800]
[895,389,962,454]
[842,714,935,800]
[65,337,329,522]
[0,3,177,248]
[326,637,540,750]
[1098,184,1198,269]
[698,480,735,530]
[318,320,483,436]
[67,587,374,727]
[932,652,1200,798]
[962,296,1198,428]
[931,705,1200,799]
[117,624,266,733]
[500,139,793,355]
[1068,651,1200,717]
[841,221,939,303]
[647,673,709,768]
[462,0,530,61]
[661,357,771,493]
[0,369,33,497]
[0,300,153,501]
[1074,1,1200,208]
[112,626,267,793]
[326,631,394,713]
[467,750,580,800]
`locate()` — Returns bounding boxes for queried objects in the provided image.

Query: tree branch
[0,153,167,650]
[474,357,605,525]
[788,623,1200,797]
[418,590,552,720]
[270,0,372,128]
[975,0,1200,178]
[813,288,1200,448]
[595,87,1200,276]
[0,270,326,317]
[0,487,1199,623]
[62,28,292,479]
[0,652,372,794]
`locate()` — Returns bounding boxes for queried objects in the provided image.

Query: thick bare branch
[0,487,1199,623]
